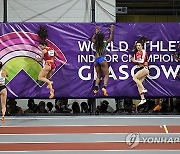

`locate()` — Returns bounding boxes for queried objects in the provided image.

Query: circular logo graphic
[0,31,67,97]
[126,132,140,149]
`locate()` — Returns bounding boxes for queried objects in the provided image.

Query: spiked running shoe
[1,116,5,123]
[93,89,98,95]
[138,99,146,106]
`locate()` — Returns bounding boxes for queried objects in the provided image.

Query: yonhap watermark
[126,133,140,149]
[125,132,180,149]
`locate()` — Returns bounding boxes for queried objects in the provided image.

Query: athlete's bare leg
[133,68,149,105]
[133,69,149,95]
[38,65,54,98]
[46,69,55,80]
[1,88,7,123]
[94,64,102,95]
[100,61,109,96]
[38,65,52,85]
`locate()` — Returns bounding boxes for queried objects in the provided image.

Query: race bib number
[48,50,55,56]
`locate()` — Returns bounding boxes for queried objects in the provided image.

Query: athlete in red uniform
[130,41,149,106]
[36,41,58,99]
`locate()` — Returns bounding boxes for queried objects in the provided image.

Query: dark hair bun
[37,26,48,40]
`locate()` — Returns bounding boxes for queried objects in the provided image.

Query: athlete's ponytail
[132,36,148,53]
[0,61,3,69]
[138,36,148,47]
[37,26,48,41]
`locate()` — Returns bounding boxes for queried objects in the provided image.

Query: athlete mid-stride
[130,40,149,106]
[0,61,8,123]
[36,41,59,99]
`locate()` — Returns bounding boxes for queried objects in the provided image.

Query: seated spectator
[36,101,48,113]
[99,100,111,113]
[6,99,22,115]
[81,102,89,113]
[61,99,71,113]
[173,98,180,113]
[95,105,101,115]
[54,99,61,113]
[132,104,137,113]
[72,101,80,113]
[152,99,166,113]
[160,98,168,113]
[124,99,133,113]
[153,99,162,112]
[114,98,124,113]
[46,102,54,113]
[115,98,133,113]
[54,99,71,113]
[24,99,37,113]
[100,100,109,113]
[153,98,168,113]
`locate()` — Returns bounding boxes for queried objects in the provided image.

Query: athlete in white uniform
[0,61,8,123]
[130,41,149,106]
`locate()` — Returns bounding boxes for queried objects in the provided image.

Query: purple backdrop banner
[0,23,180,98]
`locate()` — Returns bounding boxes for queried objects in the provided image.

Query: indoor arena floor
[0,115,180,154]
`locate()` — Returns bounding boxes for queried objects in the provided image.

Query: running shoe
[93,89,98,95]
[138,99,146,106]
[1,116,5,123]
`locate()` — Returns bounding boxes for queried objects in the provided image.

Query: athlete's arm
[173,53,180,61]
[130,55,138,64]
[106,25,114,43]
[2,69,8,77]
[36,49,45,62]
[91,26,100,43]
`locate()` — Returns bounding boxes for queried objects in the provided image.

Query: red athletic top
[134,49,148,65]
[44,47,56,69]
[44,47,55,61]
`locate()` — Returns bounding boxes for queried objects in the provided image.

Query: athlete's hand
[129,55,132,59]
[35,57,39,61]
[130,55,136,63]
[95,26,100,34]
[35,55,41,62]
[109,25,114,32]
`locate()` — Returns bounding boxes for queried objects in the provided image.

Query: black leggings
[0,85,6,92]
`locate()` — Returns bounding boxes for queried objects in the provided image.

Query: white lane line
[1,125,179,127]
[1,133,180,135]
[1,125,130,127]
[0,140,180,144]
[1,125,180,127]
[0,150,180,152]
[0,141,125,143]
[4,116,180,120]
